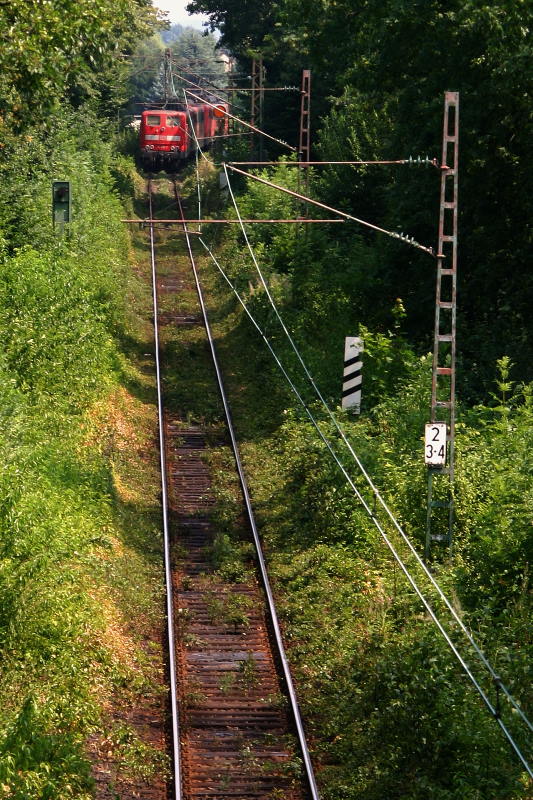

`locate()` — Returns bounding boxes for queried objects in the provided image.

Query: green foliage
[0,100,164,795]
[454,371,533,620]
[187,0,277,55]
[128,34,167,106]
[0,0,160,128]
[0,696,94,800]
[191,0,533,393]
[0,416,111,798]
[180,3,533,792]
[195,115,533,790]
[150,27,226,103]
[0,107,133,411]
[239,371,531,798]
[0,247,114,405]
[206,589,254,630]
[209,200,531,794]
[106,723,169,781]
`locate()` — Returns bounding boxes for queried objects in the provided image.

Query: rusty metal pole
[298,69,311,202]
[426,91,459,560]
[258,60,265,162]
[250,57,262,156]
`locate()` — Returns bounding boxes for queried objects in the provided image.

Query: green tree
[0,0,160,128]
[128,34,167,107]
[190,0,533,395]
[149,27,226,104]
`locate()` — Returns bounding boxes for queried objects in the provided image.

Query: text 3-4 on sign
[424,423,447,466]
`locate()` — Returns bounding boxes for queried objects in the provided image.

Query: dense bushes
[0,107,163,797]
[239,350,532,798]
[191,0,533,397]
[200,160,532,798]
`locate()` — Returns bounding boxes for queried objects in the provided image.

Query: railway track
[146,177,318,800]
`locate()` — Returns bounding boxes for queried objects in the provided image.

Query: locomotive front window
[167,118,180,128]
[147,115,161,126]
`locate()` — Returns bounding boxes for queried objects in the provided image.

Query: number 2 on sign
[424,423,447,466]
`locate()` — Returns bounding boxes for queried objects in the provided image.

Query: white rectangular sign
[424,423,447,466]
[342,337,363,412]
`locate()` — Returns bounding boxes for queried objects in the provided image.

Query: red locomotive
[139,102,229,170]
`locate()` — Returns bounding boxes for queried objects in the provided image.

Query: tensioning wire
[226,164,434,255]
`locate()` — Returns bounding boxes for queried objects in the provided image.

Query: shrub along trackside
[0,108,167,798]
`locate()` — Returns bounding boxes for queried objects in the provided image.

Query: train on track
[139,101,229,170]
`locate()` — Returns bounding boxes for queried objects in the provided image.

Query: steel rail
[147,181,183,800]
[173,181,321,800]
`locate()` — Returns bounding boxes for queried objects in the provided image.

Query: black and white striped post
[342,337,363,413]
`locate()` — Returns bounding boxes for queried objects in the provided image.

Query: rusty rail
[173,180,321,799]
[147,176,319,799]
[147,179,183,800]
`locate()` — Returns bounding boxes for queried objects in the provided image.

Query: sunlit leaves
[0,0,159,127]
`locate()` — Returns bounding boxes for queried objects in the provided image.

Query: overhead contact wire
[182,91,206,238]
[148,185,183,800]
[172,67,233,108]
[183,89,210,167]
[198,235,532,777]
[224,166,533,736]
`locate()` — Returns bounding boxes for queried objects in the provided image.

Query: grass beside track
[0,147,170,798]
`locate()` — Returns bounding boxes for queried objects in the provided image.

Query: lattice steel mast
[426,92,459,559]
[250,57,265,157]
[298,69,311,198]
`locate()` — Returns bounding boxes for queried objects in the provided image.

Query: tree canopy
[187,0,533,395]
[0,0,161,128]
